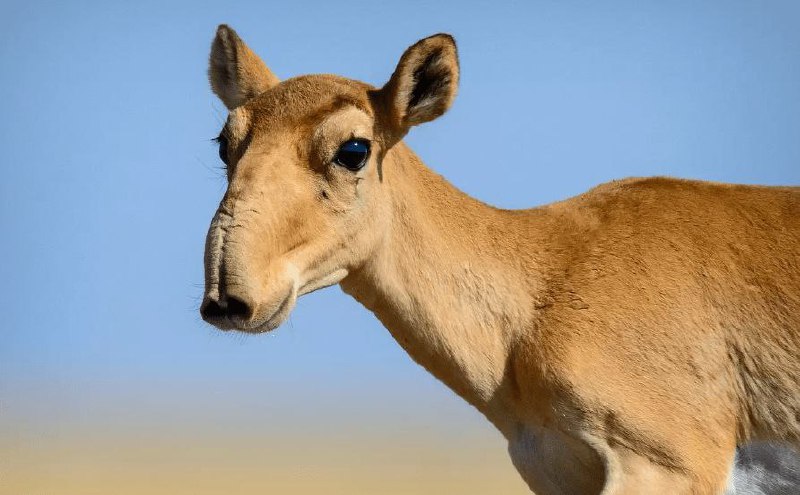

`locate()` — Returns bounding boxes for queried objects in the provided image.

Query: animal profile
[200,25,800,494]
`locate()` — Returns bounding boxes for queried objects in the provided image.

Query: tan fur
[200,26,800,495]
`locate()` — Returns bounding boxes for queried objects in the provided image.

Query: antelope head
[200,25,459,332]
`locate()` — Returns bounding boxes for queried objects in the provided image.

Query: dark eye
[215,134,229,166]
[334,139,370,171]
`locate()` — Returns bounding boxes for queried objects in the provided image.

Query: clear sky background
[2,1,799,494]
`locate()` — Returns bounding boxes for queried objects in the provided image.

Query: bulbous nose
[200,294,254,322]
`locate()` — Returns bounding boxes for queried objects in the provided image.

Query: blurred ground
[2,423,528,494]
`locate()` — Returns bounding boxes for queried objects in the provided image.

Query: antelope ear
[208,25,279,110]
[380,34,459,135]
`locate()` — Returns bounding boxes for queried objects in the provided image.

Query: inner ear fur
[209,24,280,110]
[379,34,459,138]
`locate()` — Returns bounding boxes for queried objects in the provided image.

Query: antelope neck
[340,141,544,424]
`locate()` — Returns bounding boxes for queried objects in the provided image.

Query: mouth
[200,268,348,334]
[249,287,298,333]
[202,288,297,334]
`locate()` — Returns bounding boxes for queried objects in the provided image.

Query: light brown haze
[200,25,800,494]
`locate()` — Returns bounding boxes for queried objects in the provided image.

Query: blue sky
[2,0,799,476]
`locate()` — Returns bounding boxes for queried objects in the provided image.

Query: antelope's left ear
[380,34,459,137]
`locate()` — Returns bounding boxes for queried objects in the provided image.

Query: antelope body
[200,26,800,494]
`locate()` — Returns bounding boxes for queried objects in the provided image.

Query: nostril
[225,296,253,320]
[201,300,226,320]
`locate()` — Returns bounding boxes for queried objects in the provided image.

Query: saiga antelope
[199,25,800,494]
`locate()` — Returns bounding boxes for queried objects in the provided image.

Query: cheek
[320,168,365,211]
[330,175,385,241]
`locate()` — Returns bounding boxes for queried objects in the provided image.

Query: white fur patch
[507,425,603,495]
[725,442,800,495]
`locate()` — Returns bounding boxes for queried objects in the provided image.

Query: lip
[252,287,298,332]
[201,286,297,334]
[201,269,348,334]
[234,287,298,334]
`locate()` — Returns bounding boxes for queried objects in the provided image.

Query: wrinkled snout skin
[202,182,306,333]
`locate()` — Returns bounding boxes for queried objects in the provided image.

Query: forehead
[239,75,375,133]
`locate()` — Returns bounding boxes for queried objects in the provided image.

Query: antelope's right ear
[208,25,279,110]
[379,34,459,139]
